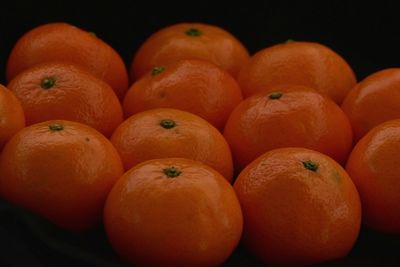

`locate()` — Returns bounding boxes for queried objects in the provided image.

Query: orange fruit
[110,108,233,181]
[238,41,356,104]
[346,119,400,233]
[223,85,353,171]
[234,147,361,266]
[0,84,25,149]
[0,120,124,232]
[123,59,243,130]
[130,22,250,80]
[6,22,128,99]
[342,68,400,142]
[7,62,123,137]
[104,158,243,267]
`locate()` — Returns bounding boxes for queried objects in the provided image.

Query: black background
[2,1,400,83]
[1,1,400,266]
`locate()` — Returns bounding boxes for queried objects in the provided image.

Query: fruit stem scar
[302,160,319,172]
[41,76,56,89]
[151,66,165,75]
[160,119,176,129]
[163,166,182,178]
[285,39,295,44]
[48,124,64,131]
[185,28,202,36]
[269,91,283,100]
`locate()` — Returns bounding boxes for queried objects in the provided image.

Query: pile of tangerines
[0,22,399,266]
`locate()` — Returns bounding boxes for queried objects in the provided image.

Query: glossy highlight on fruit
[6,22,129,99]
[0,120,124,232]
[234,147,361,266]
[123,59,243,130]
[342,68,400,141]
[130,22,250,80]
[111,108,234,181]
[104,158,243,267]
[7,62,123,137]
[346,119,400,233]
[0,84,25,149]
[238,41,356,104]
[224,85,353,171]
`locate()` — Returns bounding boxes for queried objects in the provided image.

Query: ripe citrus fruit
[223,85,353,171]
[7,62,123,137]
[0,120,124,232]
[342,68,400,142]
[346,119,400,233]
[238,41,356,104]
[130,22,250,80]
[110,108,233,181]
[0,84,25,149]
[234,147,361,266]
[6,22,128,99]
[104,158,243,267]
[123,59,243,130]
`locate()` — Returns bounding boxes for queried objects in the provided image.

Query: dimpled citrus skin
[342,68,400,142]
[6,22,128,99]
[0,120,124,232]
[104,158,243,267]
[234,147,361,266]
[7,62,123,137]
[110,108,233,181]
[223,85,353,171]
[130,22,250,80]
[346,119,400,233]
[123,59,243,130]
[238,41,356,104]
[0,84,25,148]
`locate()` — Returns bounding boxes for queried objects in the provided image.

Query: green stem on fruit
[48,124,64,131]
[151,66,165,76]
[41,76,56,89]
[160,119,176,129]
[185,28,202,36]
[163,166,182,178]
[302,160,319,172]
[269,91,283,100]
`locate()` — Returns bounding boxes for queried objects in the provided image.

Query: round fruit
[346,119,400,233]
[238,41,356,104]
[6,22,128,99]
[342,68,400,141]
[234,147,361,266]
[0,120,124,232]
[7,62,123,137]
[123,59,243,130]
[130,22,249,80]
[104,158,243,267]
[223,85,353,171]
[111,108,233,181]
[0,84,25,149]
